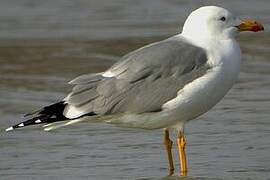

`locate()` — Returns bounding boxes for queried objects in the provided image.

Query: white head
[181,6,264,41]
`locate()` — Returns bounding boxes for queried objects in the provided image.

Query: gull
[6,6,264,176]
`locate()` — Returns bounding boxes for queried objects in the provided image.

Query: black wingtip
[5,123,24,132]
[5,116,47,132]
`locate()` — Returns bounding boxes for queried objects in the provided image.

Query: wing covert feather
[64,36,210,118]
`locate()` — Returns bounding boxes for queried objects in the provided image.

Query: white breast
[162,38,242,123]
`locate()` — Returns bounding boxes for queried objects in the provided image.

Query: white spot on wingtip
[18,123,24,127]
[35,119,42,123]
[5,127,14,132]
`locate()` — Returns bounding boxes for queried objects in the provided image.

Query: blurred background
[0,0,270,179]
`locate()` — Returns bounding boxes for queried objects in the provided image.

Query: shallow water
[1,0,270,179]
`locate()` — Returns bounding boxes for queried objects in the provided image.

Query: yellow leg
[177,131,187,176]
[163,129,174,175]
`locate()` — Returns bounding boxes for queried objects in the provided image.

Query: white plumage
[6,6,263,135]
[62,6,242,131]
[5,5,264,177]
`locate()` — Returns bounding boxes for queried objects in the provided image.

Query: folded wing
[64,36,210,119]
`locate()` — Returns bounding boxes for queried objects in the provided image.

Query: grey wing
[63,36,210,118]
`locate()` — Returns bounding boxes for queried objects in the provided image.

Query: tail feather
[43,119,85,131]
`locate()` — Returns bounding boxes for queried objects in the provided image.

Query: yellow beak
[236,20,264,32]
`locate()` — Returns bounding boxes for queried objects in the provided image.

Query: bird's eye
[220,16,226,21]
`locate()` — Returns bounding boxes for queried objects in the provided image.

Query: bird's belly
[106,67,237,130]
[162,66,238,122]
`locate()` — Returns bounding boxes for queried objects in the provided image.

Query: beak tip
[237,20,265,32]
[255,21,264,31]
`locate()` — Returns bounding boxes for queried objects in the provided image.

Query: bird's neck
[178,33,238,51]
[178,32,242,70]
